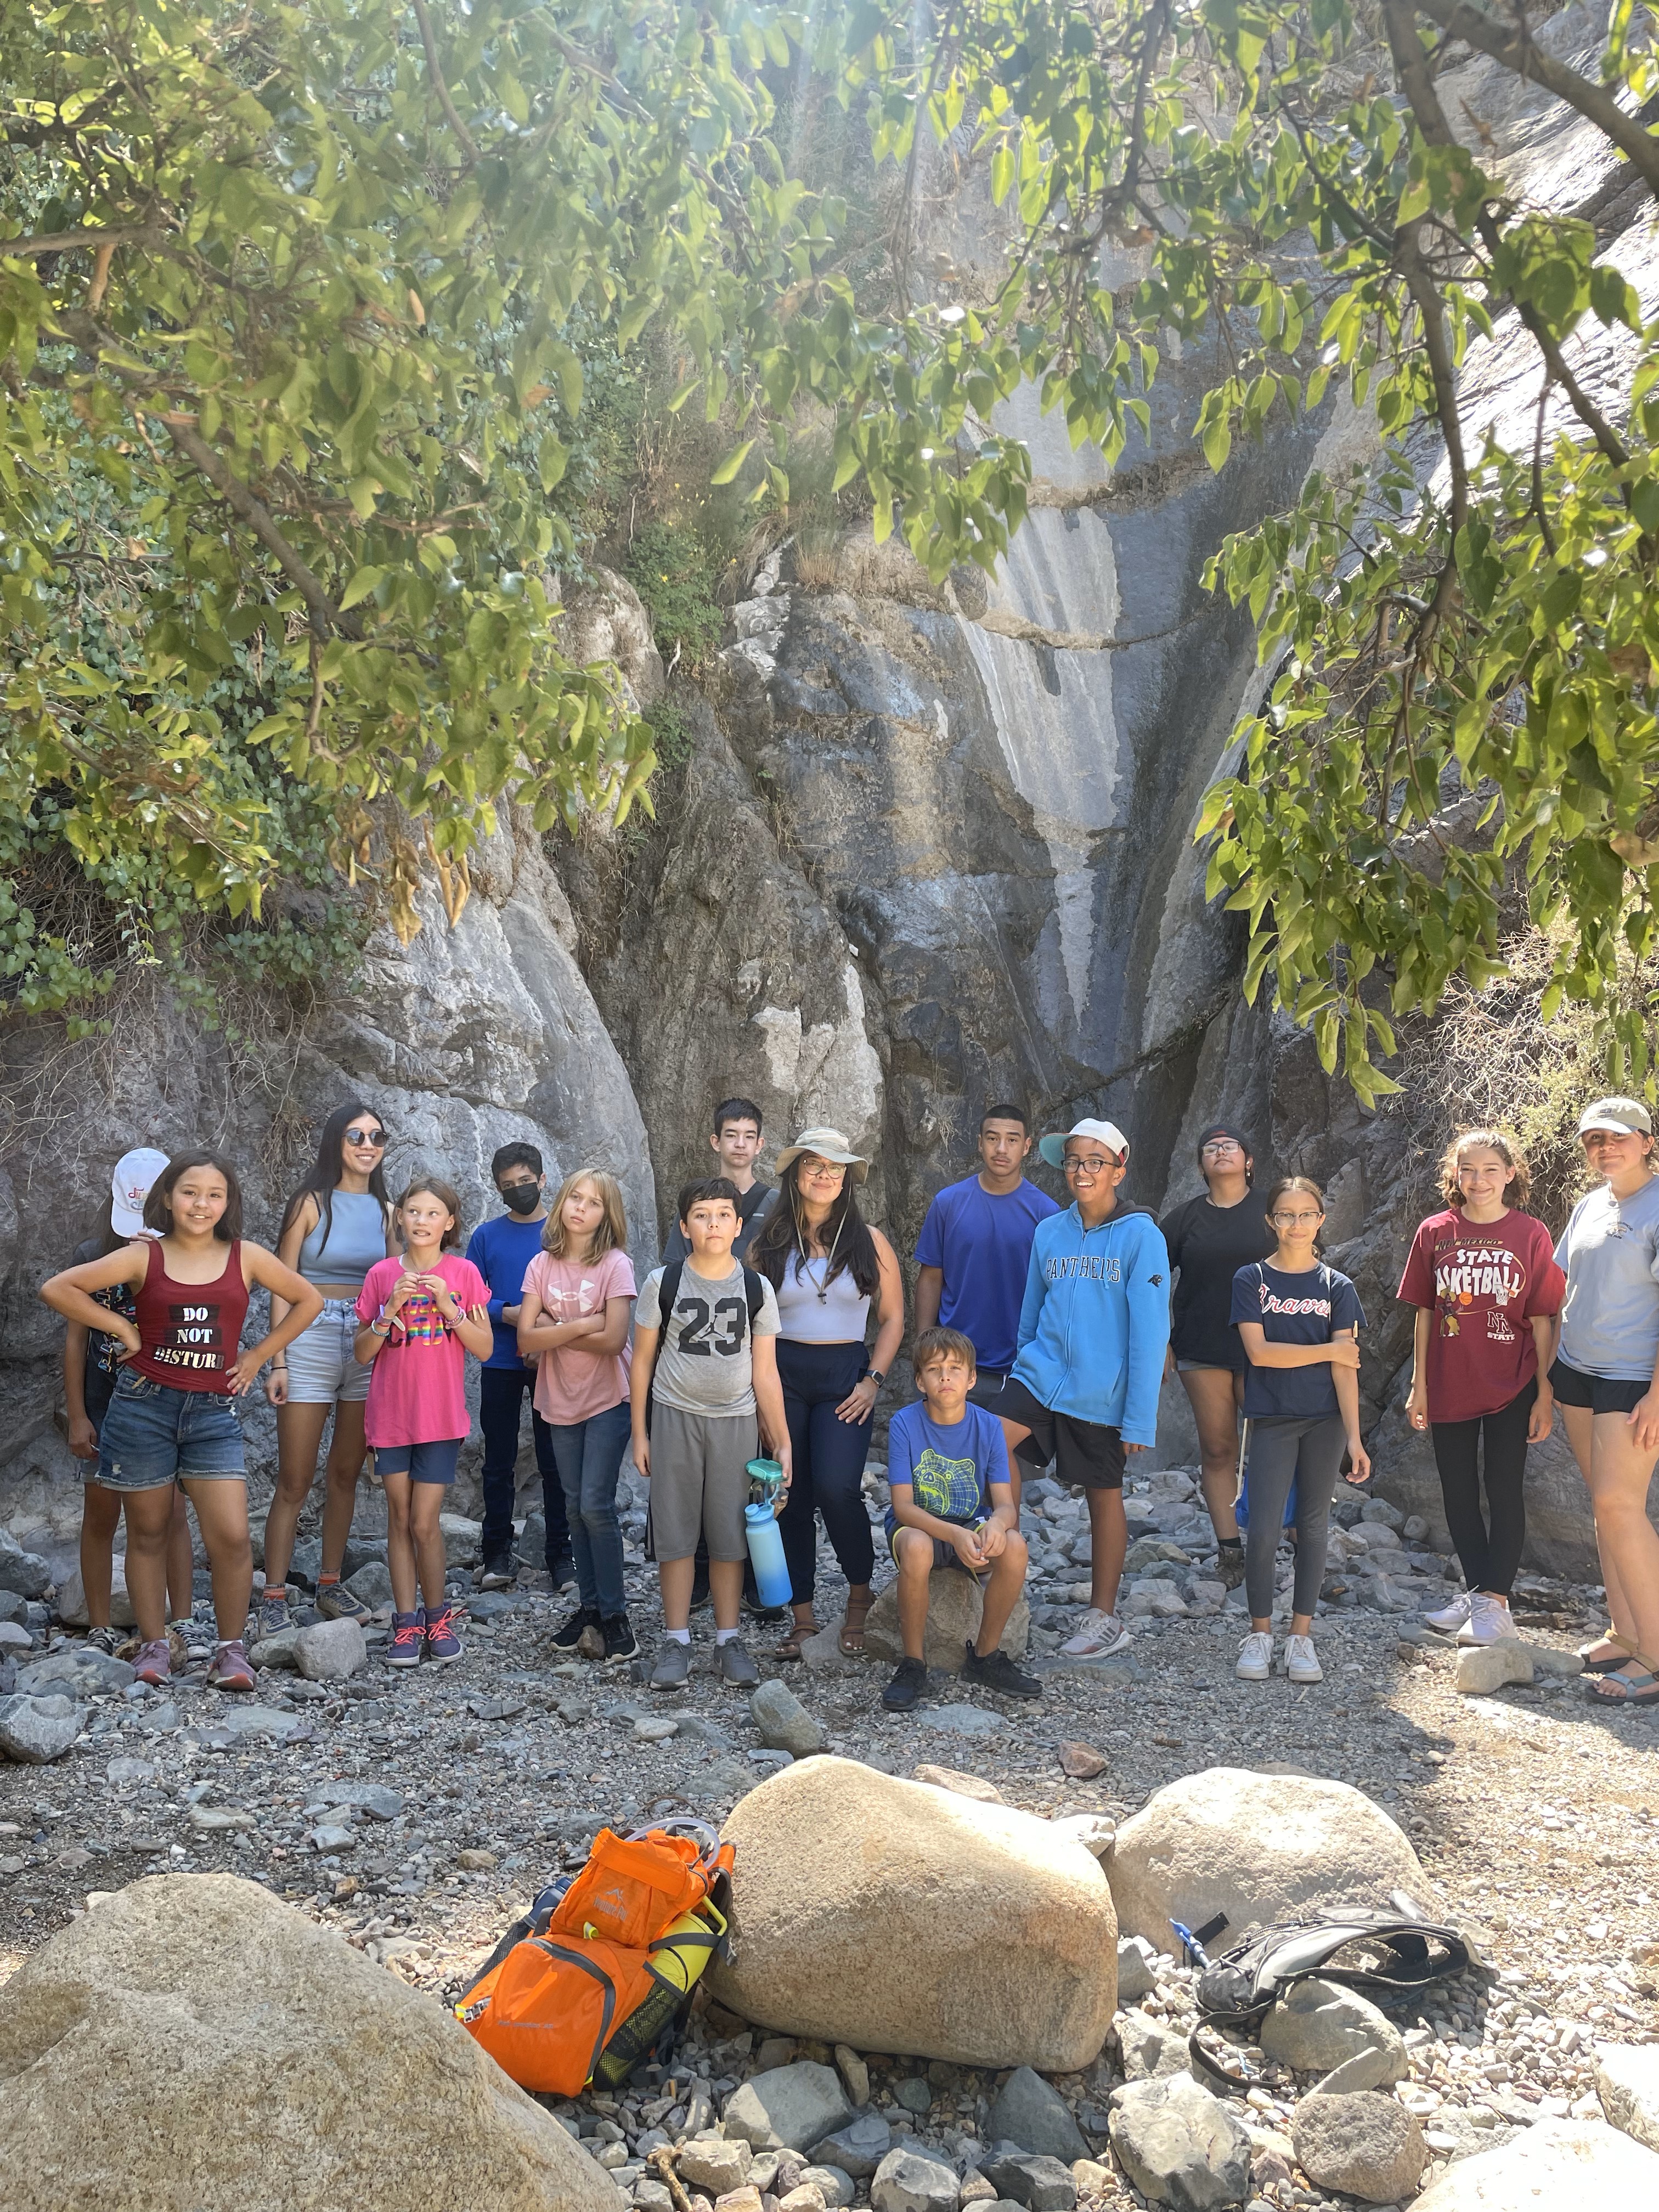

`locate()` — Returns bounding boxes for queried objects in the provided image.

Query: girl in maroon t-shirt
[1398,1130,1565,1647]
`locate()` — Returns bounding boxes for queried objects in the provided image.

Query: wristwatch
[866,1369,886,1388]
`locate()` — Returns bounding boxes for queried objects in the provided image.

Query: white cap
[111,1147,171,1238]
[1038,1118,1130,1168]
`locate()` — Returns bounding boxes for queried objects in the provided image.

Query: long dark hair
[143,1153,244,1243]
[749,1157,882,1299]
[278,1099,390,1251]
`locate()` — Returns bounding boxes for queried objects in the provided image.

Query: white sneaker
[1457,1593,1519,1646]
[1061,1608,1132,1658]
[1286,1632,1323,1683]
[1237,1630,1273,1680]
[1423,1592,1472,1636]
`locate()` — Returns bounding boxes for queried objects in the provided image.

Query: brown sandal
[839,1593,873,1656]
[775,1617,819,1661]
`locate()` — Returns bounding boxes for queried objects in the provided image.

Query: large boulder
[1105,1768,1430,1955]
[1596,2041,1659,2154]
[864,1574,1028,1673]
[710,1756,1116,2068]
[0,1872,623,2212]
[1289,2093,1425,2205]
[1412,2117,1659,2208]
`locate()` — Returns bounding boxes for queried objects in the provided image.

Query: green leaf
[710,439,755,486]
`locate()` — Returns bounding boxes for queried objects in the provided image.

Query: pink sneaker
[423,1603,464,1664]
[206,1638,255,1692]
[132,1638,172,1687]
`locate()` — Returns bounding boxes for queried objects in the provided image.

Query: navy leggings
[776,1339,876,1604]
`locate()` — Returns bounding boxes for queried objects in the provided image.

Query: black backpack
[642,1260,768,1438]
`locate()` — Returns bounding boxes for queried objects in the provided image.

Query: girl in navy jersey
[40,1153,322,1691]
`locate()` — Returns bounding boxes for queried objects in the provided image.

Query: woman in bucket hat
[749,1127,905,1657]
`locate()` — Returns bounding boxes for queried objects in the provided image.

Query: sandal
[775,1617,819,1661]
[1578,1630,1638,1674]
[839,1592,873,1656]
[1586,1651,1659,1704]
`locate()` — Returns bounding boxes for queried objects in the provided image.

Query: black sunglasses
[344,1127,387,1148]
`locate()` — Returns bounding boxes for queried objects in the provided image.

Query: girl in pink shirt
[518,1171,637,1661]
[355,1177,492,1667]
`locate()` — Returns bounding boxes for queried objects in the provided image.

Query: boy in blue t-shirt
[882,1327,1041,1712]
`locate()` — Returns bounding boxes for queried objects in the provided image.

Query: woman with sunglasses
[1550,1098,1659,1706]
[257,1101,396,1634]
[1159,1123,1274,1587]
[749,1127,905,1658]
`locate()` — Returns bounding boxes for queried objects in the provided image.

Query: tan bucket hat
[774,1125,870,1183]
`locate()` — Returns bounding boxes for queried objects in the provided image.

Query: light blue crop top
[775,1251,872,1342]
[297,1190,387,1289]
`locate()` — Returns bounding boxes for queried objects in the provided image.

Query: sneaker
[206,1638,255,1692]
[423,1603,464,1664]
[962,1643,1043,1700]
[479,1552,516,1592]
[255,1587,291,1639]
[552,1604,601,1651]
[86,1624,122,1656]
[1237,1630,1274,1681]
[1424,1591,1472,1636]
[131,1637,172,1687]
[1458,1593,1519,1646]
[650,1638,693,1691]
[170,1615,215,1665]
[882,1655,927,1711]
[601,1613,640,1664]
[717,1636,760,1687]
[1214,1541,1247,1590]
[1060,1607,1132,1658]
[315,1578,372,1623]
[1285,1632,1323,1684]
[387,1609,425,1668]
[548,1556,579,1595]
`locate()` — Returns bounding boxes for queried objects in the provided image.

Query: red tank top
[129,1238,250,1392]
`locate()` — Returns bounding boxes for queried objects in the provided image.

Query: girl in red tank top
[41,1151,323,1691]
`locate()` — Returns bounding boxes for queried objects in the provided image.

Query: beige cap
[1578,1096,1653,1137]
[774,1126,870,1183]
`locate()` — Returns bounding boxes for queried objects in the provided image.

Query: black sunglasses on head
[344,1127,387,1148]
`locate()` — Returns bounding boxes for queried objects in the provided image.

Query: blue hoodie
[1011,1203,1171,1446]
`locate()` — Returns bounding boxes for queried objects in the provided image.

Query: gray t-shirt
[1555,1176,1659,1380]
[637,1260,780,1417]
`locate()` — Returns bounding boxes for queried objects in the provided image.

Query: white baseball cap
[1038,1118,1130,1168]
[1577,1096,1653,1137]
[111,1146,171,1238]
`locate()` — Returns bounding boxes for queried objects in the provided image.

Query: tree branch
[0,224,158,258]
[409,0,479,165]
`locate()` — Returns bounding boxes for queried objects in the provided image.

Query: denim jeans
[545,1400,630,1617]
[95,1368,245,1490]
[477,1363,572,1570]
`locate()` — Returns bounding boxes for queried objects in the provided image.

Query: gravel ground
[4,1463,1658,2206]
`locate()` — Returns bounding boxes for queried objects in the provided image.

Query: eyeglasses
[345,1127,386,1148]
[1064,1156,1117,1177]
[801,1160,848,1180]
[1271,1211,1324,1226]
[1201,1140,1242,1158]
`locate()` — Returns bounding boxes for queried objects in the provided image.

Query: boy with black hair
[662,1097,778,1263]
[464,1142,574,1592]
[633,1177,790,1690]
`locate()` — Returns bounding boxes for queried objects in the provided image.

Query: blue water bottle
[744,1458,792,1608]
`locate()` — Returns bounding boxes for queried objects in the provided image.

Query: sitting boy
[632,1177,791,1691]
[882,1326,1041,1711]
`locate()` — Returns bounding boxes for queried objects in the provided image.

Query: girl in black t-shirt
[1158,1124,1274,1587]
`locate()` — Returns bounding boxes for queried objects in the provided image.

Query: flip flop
[1578,1630,1639,1674]
[1586,1653,1659,1705]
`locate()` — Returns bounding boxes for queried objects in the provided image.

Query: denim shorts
[95,1368,246,1491]
[285,1299,371,1403]
[373,1437,463,1485]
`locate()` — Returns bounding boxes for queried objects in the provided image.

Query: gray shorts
[648,1406,755,1562]
[285,1300,370,1404]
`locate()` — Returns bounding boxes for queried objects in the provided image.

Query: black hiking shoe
[962,1642,1043,1700]
[601,1613,641,1664]
[882,1656,928,1712]
[551,1605,600,1651]
[480,1551,516,1590]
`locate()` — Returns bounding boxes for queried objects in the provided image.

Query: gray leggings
[1243,1413,1347,1620]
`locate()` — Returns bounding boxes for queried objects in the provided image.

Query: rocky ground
[3,1463,1658,2208]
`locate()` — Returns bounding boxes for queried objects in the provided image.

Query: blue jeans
[546,1400,630,1617]
[95,1368,245,1490]
[477,1364,572,1570]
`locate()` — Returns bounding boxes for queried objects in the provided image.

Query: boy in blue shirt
[882,1327,1040,1711]
[464,1143,573,1592]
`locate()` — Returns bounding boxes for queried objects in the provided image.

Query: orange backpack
[456,1822,734,2095]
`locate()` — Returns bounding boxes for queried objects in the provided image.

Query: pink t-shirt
[356,1252,489,1448]
[521,1246,636,1423]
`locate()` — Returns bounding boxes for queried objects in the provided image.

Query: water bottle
[744,1502,792,1609]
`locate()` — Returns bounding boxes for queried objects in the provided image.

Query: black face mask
[501,1183,541,1216]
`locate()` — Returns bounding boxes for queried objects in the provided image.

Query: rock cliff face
[1,6,1644,1578]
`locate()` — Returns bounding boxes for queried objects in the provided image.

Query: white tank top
[776,1252,872,1342]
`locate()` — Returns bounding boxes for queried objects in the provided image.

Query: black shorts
[989,1375,1126,1491]
[966,1365,1008,1412]
[1550,1359,1650,1416]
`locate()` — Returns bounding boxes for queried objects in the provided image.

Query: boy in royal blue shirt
[882,1327,1041,1712]
[464,1142,573,1591]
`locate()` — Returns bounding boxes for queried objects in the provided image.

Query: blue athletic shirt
[913,1175,1060,1372]
[883,1400,1011,1543]
[1230,1259,1365,1420]
[464,1212,551,1370]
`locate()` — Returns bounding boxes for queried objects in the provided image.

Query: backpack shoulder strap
[657,1261,683,1322]
[742,1266,765,1325]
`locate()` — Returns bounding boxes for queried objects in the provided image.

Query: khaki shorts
[647,1405,757,1561]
